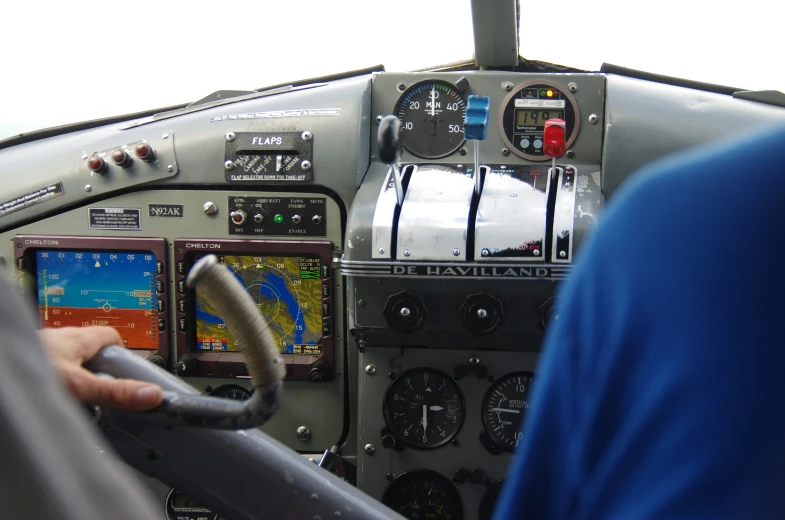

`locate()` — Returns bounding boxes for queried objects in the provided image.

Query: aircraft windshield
[1,0,781,140]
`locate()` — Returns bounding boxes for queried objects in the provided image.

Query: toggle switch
[230,210,247,225]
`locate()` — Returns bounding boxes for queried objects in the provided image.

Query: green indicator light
[539,89,547,96]
[273,214,284,224]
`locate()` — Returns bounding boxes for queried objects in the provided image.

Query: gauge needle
[490,407,520,414]
[430,86,436,117]
[429,405,444,411]
[422,404,428,431]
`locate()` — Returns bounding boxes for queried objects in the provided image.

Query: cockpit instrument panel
[174,239,334,382]
[382,469,464,520]
[394,80,468,159]
[14,236,169,361]
[498,80,580,161]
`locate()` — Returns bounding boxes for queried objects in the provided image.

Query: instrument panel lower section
[357,347,539,520]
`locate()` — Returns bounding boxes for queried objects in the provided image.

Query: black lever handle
[377,115,402,165]
[85,254,284,429]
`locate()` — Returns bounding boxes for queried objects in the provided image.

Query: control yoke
[85,254,285,429]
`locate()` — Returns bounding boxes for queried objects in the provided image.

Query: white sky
[1,0,782,140]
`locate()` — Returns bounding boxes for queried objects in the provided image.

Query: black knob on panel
[383,291,426,333]
[460,293,503,335]
[148,355,166,369]
[469,468,486,484]
[452,467,469,484]
[538,297,554,331]
[309,360,332,383]
[176,354,198,376]
[377,115,403,165]
[382,434,398,450]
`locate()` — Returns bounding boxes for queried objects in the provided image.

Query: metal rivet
[225,132,235,142]
[84,184,92,192]
[203,201,218,216]
[162,133,169,139]
[364,443,376,455]
[588,113,599,125]
[296,426,311,441]
[301,130,313,141]
[459,147,467,156]
[403,249,411,257]
[386,473,395,482]
[453,249,460,257]
[358,299,366,307]
[396,82,406,92]
[568,82,578,93]
[559,250,567,258]
[502,81,514,91]
[301,160,312,171]
[378,248,385,255]
[566,150,575,158]
[469,356,481,365]
[476,309,488,319]
[224,160,234,170]
[375,115,383,125]
[399,307,411,317]
[502,148,510,156]
[81,152,88,159]
[365,364,376,375]
[167,164,174,172]
[533,249,541,256]
[481,248,490,257]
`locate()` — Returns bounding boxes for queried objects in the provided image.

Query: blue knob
[464,95,490,141]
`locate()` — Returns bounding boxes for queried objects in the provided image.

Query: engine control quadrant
[36,250,159,349]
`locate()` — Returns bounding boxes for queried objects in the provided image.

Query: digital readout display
[194,255,323,354]
[36,250,159,350]
[515,109,565,129]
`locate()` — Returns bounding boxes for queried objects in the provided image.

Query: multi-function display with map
[194,254,323,355]
[36,250,159,349]
[174,239,335,382]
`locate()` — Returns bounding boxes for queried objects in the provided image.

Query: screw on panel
[301,160,312,171]
[476,309,488,319]
[452,438,460,446]
[588,114,599,125]
[399,307,411,317]
[377,248,385,255]
[386,473,395,482]
[224,160,234,170]
[375,115,383,125]
[162,133,169,139]
[225,132,235,142]
[502,81,514,92]
[301,130,313,141]
[203,201,218,216]
[364,443,376,455]
[365,364,376,375]
[568,82,578,93]
[502,148,510,156]
[533,249,541,256]
[167,164,174,172]
[559,250,567,258]
[403,249,411,257]
[459,147,467,156]
[81,152,88,159]
[84,185,92,192]
[358,299,366,307]
[453,249,460,257]
[296,426,311,441]
[396,82,406,92]
[469,356,481,365]
[566,150,575,158]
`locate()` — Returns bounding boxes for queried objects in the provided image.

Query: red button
[135,143,155,161]
[543,119,566,158]
[87,156,107,173]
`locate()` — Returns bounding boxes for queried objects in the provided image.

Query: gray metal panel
[397,166,475,261]
[602,74,785,198]
[0,189,346,452]
[357,347,539,520]
[0,76,372,231]
[470,0,519,68]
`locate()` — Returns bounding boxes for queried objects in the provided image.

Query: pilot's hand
[39,326,164,411]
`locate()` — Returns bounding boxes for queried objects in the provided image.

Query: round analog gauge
[481,371,534,452]
[478,477,506,520]
[210,384,252,400]
[165,489,218,520]
[394,80,467,159]
[383,368,465,450]
[382,469,464,520]
[498,80,580,161]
